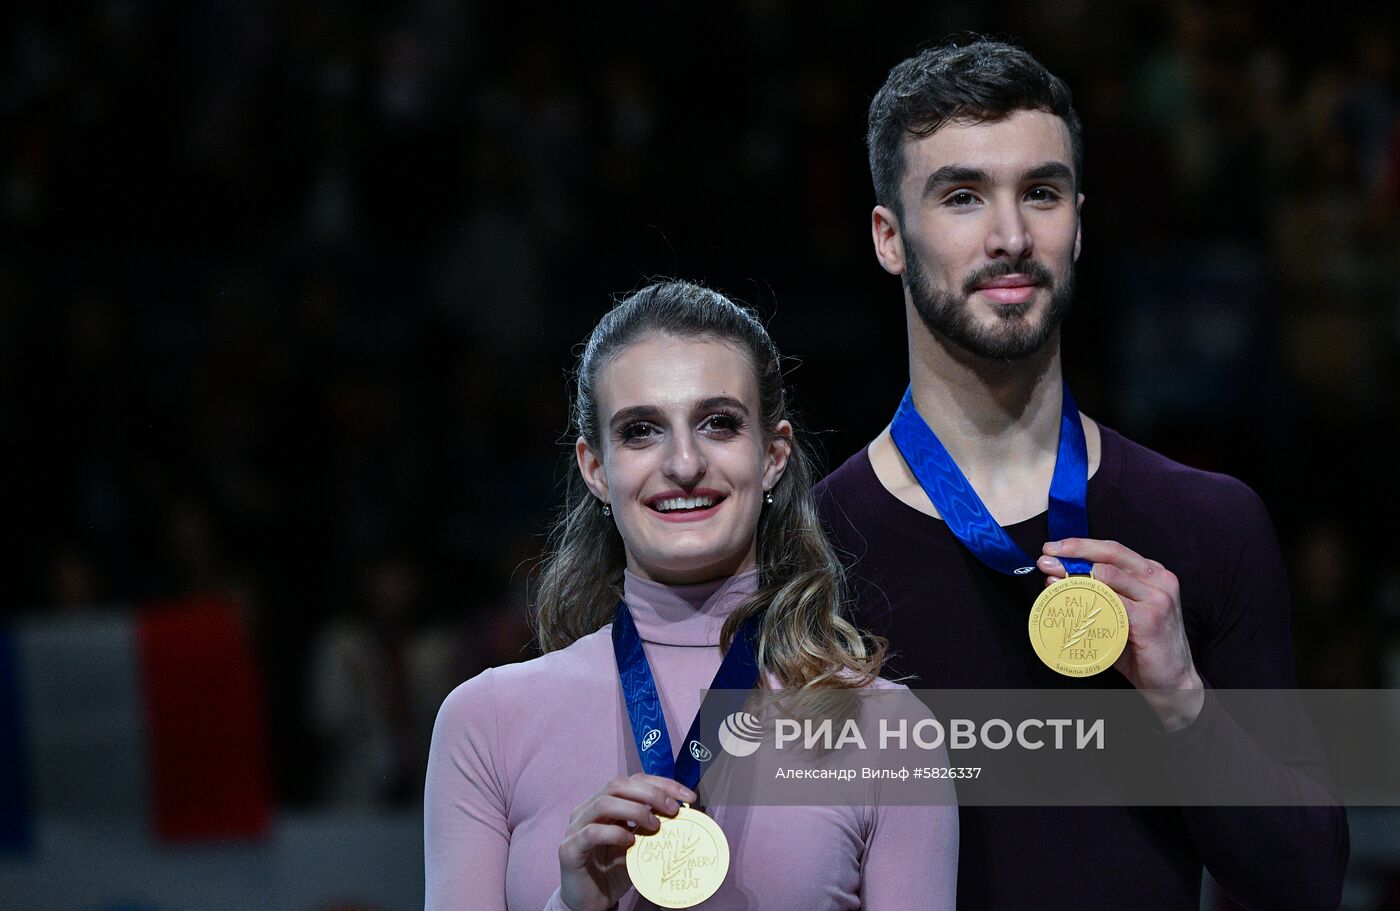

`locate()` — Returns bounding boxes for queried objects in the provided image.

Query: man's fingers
[1044,538,1154,577]
[1088,562,1160,603]
[1038,555,1172,607]
[1044,540,1179,591]
[1038,555,1067,580]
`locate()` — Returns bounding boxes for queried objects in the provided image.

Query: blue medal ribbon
[612,600,762,791]
[890,383,1093,576]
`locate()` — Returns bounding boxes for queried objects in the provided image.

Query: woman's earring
[763,490,774,506]
[601,501,612,517]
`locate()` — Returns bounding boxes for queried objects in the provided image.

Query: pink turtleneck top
[424,570,958,910]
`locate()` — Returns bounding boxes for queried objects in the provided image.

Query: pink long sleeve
[424,571,957,910]
[860,801,959,909]
[424,668,575,911]
[423,668,509,911]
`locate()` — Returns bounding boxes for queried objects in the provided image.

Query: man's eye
[946,190,979,206]
[1026,186,1060,203]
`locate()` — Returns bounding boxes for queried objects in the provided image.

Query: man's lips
[973,275,1041,305]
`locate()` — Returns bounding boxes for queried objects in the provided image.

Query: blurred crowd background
[3,0,1399,907]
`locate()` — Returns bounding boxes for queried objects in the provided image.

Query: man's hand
[1039,538,1205,731]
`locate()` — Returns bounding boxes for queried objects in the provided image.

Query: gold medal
[1028,574,1129,677]
[626,803,729,908]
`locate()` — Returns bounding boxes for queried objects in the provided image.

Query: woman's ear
[762,421,794,493]
[576,436,609,504]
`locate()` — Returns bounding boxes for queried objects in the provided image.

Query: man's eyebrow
[923,166,989,197]
[1024,161,1074,184]
[921,162,1075,198]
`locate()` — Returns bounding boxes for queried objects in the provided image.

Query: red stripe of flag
[136,594,272,841]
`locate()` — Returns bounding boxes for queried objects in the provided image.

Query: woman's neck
[621,568,759,647]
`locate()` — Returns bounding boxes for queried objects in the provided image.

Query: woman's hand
[558,773,697,911]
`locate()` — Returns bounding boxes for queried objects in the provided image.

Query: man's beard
[905,247,1074,361]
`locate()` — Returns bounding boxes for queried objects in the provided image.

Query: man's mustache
[961,260,1055,296]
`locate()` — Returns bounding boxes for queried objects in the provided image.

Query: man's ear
[872,205,907,276]
[576,436,609,504]
[1073,192,1084,262]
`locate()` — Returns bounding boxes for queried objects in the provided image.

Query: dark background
[4,0,1398,850]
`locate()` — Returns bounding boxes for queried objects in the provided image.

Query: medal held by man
[890,382,1129,676]
[1028,573,1128,676]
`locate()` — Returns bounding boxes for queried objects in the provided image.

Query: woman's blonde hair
[533,280,884,689]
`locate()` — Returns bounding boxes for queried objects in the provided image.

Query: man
[814,39,1348,910]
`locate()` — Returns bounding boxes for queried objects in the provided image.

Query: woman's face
[577,333,791,585]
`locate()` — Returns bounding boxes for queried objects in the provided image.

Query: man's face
[894,109,1083,361]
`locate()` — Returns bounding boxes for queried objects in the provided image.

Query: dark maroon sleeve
[1158,480,1349,911]
[814,446,1350,911]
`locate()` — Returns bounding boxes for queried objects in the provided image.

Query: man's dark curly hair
[867,38,1083,217]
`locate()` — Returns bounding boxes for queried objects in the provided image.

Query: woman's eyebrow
[694,396,749,415]
[608,404,659,429]
[609,396,751,429]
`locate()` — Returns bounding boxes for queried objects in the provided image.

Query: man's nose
[984,199,1033,261]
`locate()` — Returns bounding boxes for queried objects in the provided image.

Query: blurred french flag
[0,594,272,853]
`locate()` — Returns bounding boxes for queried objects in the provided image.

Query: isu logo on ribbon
[688,740,713,763]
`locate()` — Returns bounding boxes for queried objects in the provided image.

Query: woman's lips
[651,501,723,523]
[646,492,726,523]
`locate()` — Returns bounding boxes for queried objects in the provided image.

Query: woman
[425,281,957,910]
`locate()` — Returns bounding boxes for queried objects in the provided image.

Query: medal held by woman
[424,282,958,911]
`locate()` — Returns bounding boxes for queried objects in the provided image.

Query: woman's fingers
[572,774,691,824]
[558,773,697,910]
[613,773,697,805]
[582,795,663,833]
[559,822,636,868]
[563,773,696,862]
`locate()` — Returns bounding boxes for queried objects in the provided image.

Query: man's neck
[907,324,1063,481]
[867,321,1101,526]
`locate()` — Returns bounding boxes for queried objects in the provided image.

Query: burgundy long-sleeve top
[814,424,1348,911]
[424,569,958,910]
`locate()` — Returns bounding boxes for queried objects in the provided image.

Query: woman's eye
[620,422,657,442]
[702,413,742,435]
